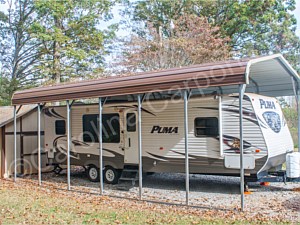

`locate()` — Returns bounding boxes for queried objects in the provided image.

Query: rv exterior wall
[42,94,289,178]
[222,95,267,160]
[2,93,293,180]
[45,98,219,172]
[248,93,294,174]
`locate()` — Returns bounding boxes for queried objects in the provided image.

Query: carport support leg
[38,103,41,186]
[67,100,71,191]
[297,90,300,152]
[137,94,143,200]
[13,105,17,182]
[239,84,246,211]
[184,90,189,206]
[99,97,103,195]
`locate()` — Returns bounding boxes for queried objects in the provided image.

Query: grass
[0,179,292,224]
[0,180,227,224]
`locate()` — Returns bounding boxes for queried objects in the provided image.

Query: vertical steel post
[67,100,71,191]
[297,89,300,153]
[38,104,42,186]
[219,96,223,157]
[137,95,143,200]
[99,97,104,194]
[292,78,299,152]
[291,77,300,152]
[239,84,245,211]
[13,105,17,182]
[184,90,189,206]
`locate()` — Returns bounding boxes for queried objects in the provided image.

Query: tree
[0,75,18,105]
[278,97,298,146]
[31,0,117,84]
[126,0,300,71]
[0,0,41,99]
[117,15,230,73]
[0,0,118,105]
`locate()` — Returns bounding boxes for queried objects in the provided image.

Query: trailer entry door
[124,112,139,164]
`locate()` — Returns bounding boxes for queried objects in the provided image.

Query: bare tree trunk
[52,40,61,84]
[52,16,61,85]
[52,17,62,106]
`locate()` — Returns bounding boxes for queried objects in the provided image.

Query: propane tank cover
[286,152,300,178]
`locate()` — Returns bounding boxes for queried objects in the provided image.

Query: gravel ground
[21,167,300,222]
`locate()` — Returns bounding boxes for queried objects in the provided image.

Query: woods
[0,0,299,104]
[0,0,117,103]
[118,15,230,73]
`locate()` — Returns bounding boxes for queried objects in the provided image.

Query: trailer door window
[82,114,120,143]
[126,113,136,132]
[194,117,218,137]
[55,120,66,135]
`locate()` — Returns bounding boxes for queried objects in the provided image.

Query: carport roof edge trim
[245,54,299,84]
[11,54,300,105]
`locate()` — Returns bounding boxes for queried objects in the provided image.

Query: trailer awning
[12,54,299,105]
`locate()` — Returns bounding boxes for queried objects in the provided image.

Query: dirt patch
[283,196,300,212]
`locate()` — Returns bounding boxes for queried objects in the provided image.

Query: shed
[0,105,49,178]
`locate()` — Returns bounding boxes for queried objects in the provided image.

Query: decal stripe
[44,108,65,119]
[108,105,156,116]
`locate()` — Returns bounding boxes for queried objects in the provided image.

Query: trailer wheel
[87,165,100,182]
[104,166,119,184]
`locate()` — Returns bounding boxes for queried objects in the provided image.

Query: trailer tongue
[257,152,300,184]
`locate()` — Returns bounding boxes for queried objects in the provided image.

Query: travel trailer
[44,92,294,185]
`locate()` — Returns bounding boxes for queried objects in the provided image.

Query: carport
[11,54,300,211]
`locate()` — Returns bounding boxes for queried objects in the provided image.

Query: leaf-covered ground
[0,178,298,224]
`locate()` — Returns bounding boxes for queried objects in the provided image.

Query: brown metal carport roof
[12,54,300,105]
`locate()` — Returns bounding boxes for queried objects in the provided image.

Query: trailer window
[55,120,66,135]
[126,113,136,132]
[194,117,218,137]
[82,114,120,143]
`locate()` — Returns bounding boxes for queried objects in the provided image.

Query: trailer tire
[104,166,119,184]
[87,165,100,182]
